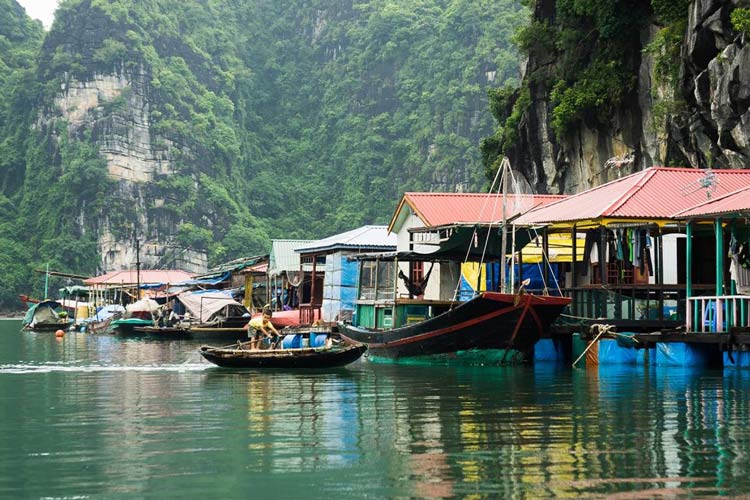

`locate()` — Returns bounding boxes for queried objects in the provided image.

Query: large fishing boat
[338,291,570,359]
[338,158,571,360]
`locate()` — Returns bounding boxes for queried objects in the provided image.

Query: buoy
[55,329,65,338]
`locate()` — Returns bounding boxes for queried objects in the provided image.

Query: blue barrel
[310,333,328,348]
[282,334,302,349]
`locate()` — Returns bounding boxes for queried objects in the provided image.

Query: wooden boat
[338,292,571,359]
[21,300,74,331]
[131,325,189,338]
[110,298,161,335]
[133,325,248,342]
[111,317,155,335]
[199,338,366,368]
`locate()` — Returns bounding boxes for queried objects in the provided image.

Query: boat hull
[199,342,367,368]
[111,318,155,336]
[22,321,73,332]
[338,292,570,359]
[134,326,249,342]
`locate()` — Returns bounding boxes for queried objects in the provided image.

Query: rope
[525,226,564,297]
[571,323,614,368]
[559,313,600,321]
[451,158,505,304]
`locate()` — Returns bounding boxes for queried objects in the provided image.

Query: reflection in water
[2,320,750,498]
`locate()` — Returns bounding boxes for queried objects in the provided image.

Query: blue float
[656,343,712,367]
[724,350,750,369]
[534,337,571,363]
[597,339,638,365]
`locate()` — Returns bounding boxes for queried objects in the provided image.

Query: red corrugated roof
[515,167,750,225]
[675,184,750,217]
[389,192,566,232]
[84,269,193,286]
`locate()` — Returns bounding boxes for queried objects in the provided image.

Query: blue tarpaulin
[172,272,231,287]
[656,343,713,367]
[458,263,562,300]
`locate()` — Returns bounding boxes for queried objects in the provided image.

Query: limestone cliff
[496,0,750,194]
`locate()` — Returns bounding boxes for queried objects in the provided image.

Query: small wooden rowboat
[199,339,367,369]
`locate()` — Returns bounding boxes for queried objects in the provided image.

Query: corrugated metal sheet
[84,270,192,286]
[515,167,750,224]
[268,239,314,276]
[676,185,750,217]
[295,225,397,255]
[391,193,565,232]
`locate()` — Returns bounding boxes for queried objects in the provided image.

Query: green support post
[686,222,694,329]
[716,218,724,296]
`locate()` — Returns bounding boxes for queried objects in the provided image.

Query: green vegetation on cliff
[0,0,526,309]
[483,1,700,181]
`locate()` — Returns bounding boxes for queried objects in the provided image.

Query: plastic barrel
[282,334,302,349]
[310,333,328,348]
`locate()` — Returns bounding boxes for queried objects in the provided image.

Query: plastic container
[282,334,302,349]
[310,333,328,348]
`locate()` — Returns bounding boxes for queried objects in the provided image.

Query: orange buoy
[55,329,65,338]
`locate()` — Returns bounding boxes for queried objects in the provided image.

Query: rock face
[508,0,750,194]
[51,69,206,273]
[55,69,173,183]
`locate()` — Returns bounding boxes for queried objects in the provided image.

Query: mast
[44,262,49,299]
[135,234,141,300]
[499,158,509,293]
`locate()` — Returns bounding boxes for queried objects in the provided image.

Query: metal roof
[192,254,267,279]
[295,225,397,255]
[268,239,314,276]
[674,184,750,218]
[514,167,750,225]
[388,192,566,233]
[84,270,193,286]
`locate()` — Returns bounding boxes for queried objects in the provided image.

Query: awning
[177,291,247,323]
[404,224,534,261]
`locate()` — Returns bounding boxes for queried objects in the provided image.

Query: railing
[686,295,750,333]
[299,303,321,325]
[559,285,690,322]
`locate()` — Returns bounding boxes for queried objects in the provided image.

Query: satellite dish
[604,152,635,178]
[681,169,718,199]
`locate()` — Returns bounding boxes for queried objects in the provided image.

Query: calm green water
[2,319,750,499]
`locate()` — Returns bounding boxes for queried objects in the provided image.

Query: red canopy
[84,269,193,286]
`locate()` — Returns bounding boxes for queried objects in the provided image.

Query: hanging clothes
[607,230,617,264]
[582,229,598,276]
[615,229,625,262]
[631,230,640,270]
[638,230,653,276]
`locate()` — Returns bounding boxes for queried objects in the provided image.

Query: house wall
[394,213,460,300]
[661,234,683,285]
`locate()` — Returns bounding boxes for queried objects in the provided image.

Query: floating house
[183,255,268,310]
[512,167,750,367]
[267,239,315,322]
[388,192,566,301]
[294,225,397,324]
[83,269,193,306]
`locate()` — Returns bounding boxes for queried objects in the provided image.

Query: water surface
[1,319,749,498]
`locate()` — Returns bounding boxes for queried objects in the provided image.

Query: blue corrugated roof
[295,225,397,255]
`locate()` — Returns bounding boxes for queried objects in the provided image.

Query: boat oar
[572,324,613,368]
